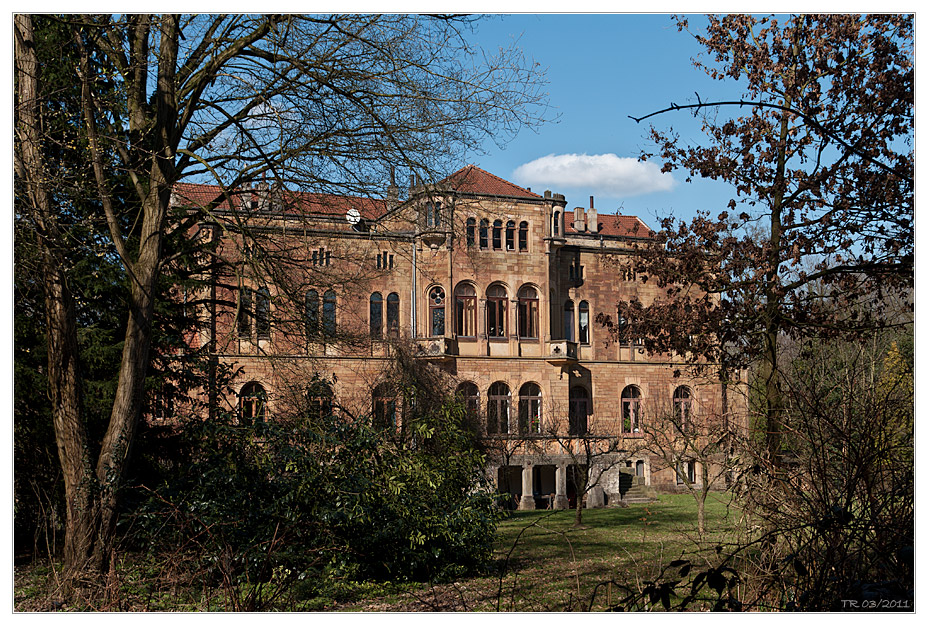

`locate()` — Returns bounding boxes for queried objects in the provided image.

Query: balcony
[414,336,457,361]
[545,339,578,364]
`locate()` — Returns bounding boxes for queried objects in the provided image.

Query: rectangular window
[455,294,477,337]
[487,298,507,338]
[518,298,538,339]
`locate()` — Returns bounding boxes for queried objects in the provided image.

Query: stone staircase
[617,469,657,505]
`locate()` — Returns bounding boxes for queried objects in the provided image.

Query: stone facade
[172,166,745,509]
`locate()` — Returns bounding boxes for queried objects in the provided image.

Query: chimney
[574,206,586,231]
[387,167,399,210]
[587,196,597,232]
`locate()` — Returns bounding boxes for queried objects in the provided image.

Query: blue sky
[466,13,749,229]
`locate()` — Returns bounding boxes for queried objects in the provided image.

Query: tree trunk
[15,14,99,579]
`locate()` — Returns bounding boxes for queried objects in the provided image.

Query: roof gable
[441,165,541,199]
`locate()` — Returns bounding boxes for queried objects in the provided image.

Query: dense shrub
[131,391,499,608]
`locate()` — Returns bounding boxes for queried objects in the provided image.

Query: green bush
[131,391,498,608]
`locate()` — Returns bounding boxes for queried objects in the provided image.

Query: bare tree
[14,13,549,581]
[542,405,636,527]
[637,388,743,535]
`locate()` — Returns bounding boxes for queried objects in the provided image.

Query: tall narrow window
[563,300,574,342]
[518,382,542,434]
[486,284,508,338]
[429,286,445,337]
[568,386,589,436]
[370,292,383,338]
[372,383,396,429]
[487,382,510,434]
[492,220,502,250]
[306,379,334,422]
[466,217,476,247]
[456,382,480,419]
[386,292,400,337]
[517,285,539,339]
[239,382,267,423]
[237,288,253,338]
[673,386,692,432]
[454,283,477,337]
[618,308,630,346]
[622,385,642,434]
[578,301,590,344]
[505,220,515,251]
[322,290,336,337]
[479,218,489,249]
[518,221,528,251]
[255,287,271,339]
[553,211,560,236]
[426,202,441,228]
[305,289,319,338]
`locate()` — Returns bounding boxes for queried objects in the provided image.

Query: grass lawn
[14,492,743,612]
[341,491,743,612]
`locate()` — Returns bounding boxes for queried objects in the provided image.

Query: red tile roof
[171,182,387,220]
[441,165,541,199]
[566,212,653,239]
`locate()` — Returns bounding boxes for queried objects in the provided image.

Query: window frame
[386,292,400,337]
[621,385,642,435]
[428,285,446,337]
[486,284,508,339]
[369,292,383,338]
[568,386,590,436]
[518,382,542,435]
[454,283,477,338]
[487,381,511,435]
[517,285,539,340]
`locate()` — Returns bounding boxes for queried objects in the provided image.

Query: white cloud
[512,153,676,198]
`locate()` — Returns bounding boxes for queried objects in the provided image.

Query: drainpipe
[411,238,417,337]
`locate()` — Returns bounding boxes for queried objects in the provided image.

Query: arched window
[322,290,336,337]
[386,292,400,337]
[237,287,253,338]
[553,210,560,236]
[505,220,516,251]
[492,219,503,250]
[372,383,396,429]
[239,382,267,423]
[518,382,542,434]
[578,301,590,344]
[466,217,476,247]
[454,283,477,337]
[518,221,529,251]
[456,381,480,418]
[563,300,574,342]
[254,287,271,339]
[305,289,319,338]
[428,286,445,337]
[487,382,510,434]
[479,218,489,249]
[306,378,333,421]
[622,385,642,435]
[569,386,589,436]
[486,284,508,338]
[673,386,693,432]
[517,285,539,339]
[369,292,383,338]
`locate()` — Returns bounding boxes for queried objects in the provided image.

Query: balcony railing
[414,336,457,360]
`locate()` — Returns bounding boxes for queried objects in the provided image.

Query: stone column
[554,463,569,510]
[518,463,536,510]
